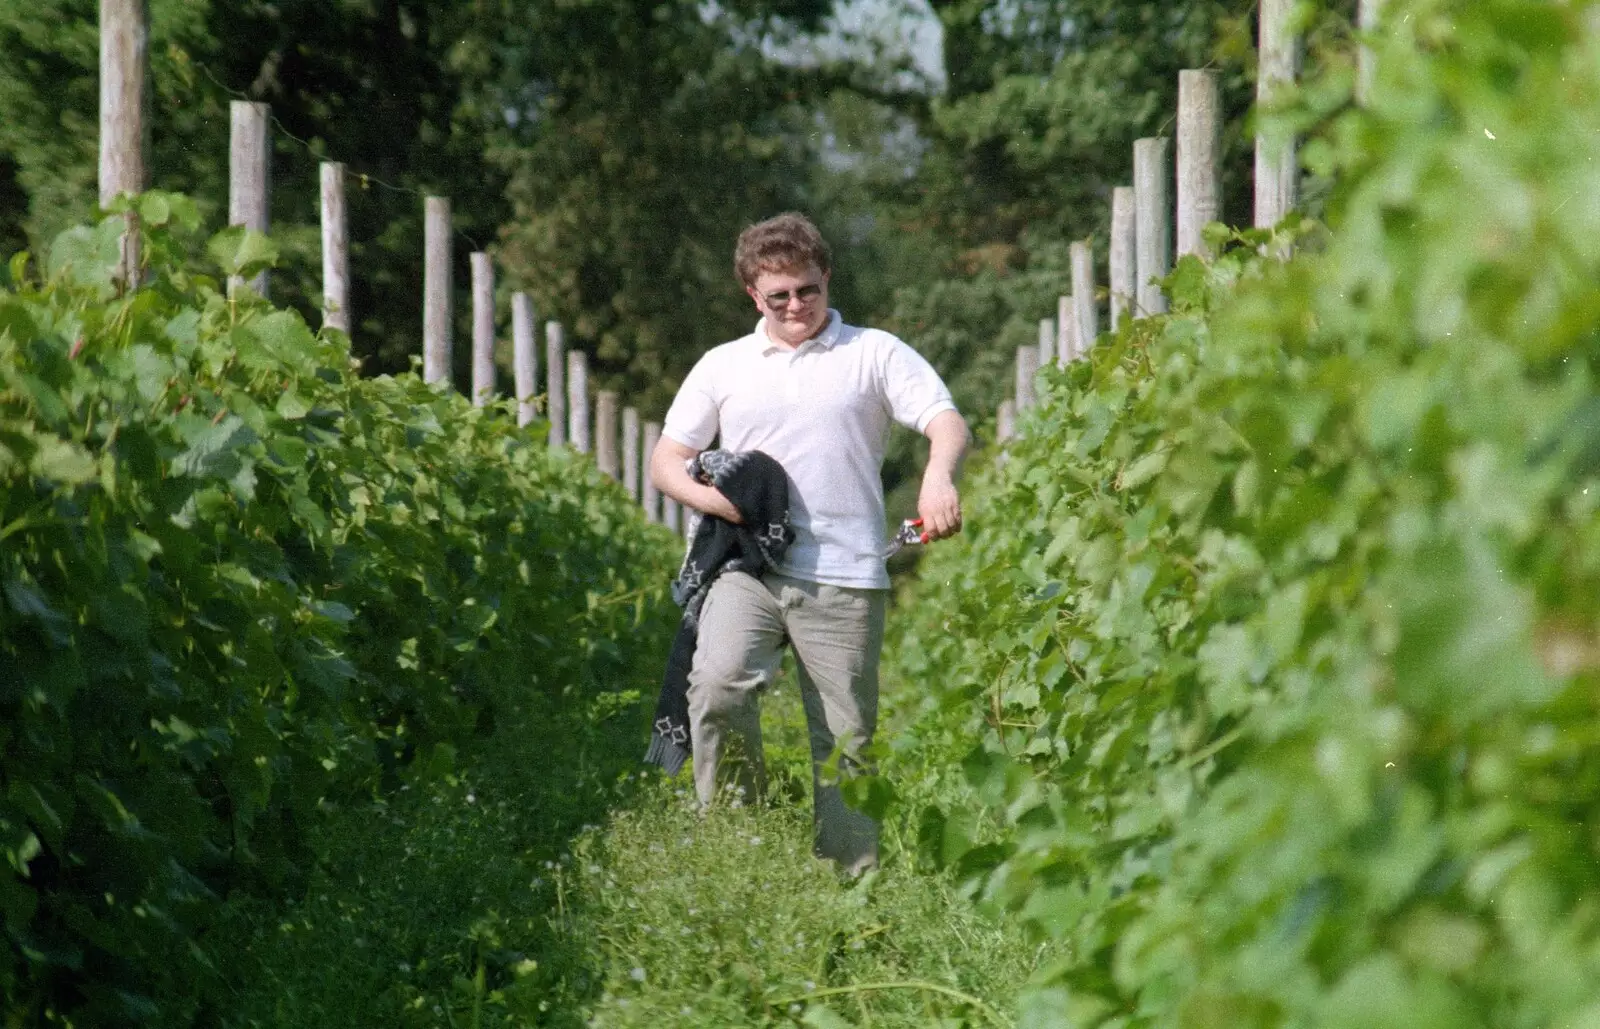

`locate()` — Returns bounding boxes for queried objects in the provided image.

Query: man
[650,212,968,873]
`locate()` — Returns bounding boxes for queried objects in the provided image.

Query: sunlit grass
[213,671,1044,1028]
[568,781,1041,1028]
[544,679,1046,1029]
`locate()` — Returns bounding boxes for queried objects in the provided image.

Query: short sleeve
[662,352,721,450]
[879,335,957,432]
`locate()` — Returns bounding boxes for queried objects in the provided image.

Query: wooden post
[229,100,271,297]
[1071,241,1097,358]
[642,421,662,522]
[622,407,641,501]
[1134,138,1172,316]
[1255,0,1299,230]
[663,494,681,534]
[321,162,350,333]
[545,320,566,447]
[997,399,1017,443]
[423,196,452,389]
[567,350,590,454]
[512,293,537,428]
[1357,0,1383,106]
[1015,345,1039,411]
[595,390,619,477]
[1109,186,1135,330]
[1037,319,1054,369]
[470,252,495,407]
[1057,295,1074,364]
[1177,70,1223,259]
[99,0,147,289]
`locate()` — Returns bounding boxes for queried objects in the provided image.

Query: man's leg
[775,575,888,874]
[686,572,786,808]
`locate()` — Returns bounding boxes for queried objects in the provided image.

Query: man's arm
[650,435,743,524]
[918,409,968,541]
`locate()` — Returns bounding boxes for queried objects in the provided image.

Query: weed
[211,669,1046,1029]
[563,686,1048,1029]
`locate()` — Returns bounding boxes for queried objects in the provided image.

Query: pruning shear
[884,518,931,558]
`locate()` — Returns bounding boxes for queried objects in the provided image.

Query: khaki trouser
[686,571,887,873]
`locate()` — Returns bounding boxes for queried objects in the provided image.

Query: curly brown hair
[733,213,832,286]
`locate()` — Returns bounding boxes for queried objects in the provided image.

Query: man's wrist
[694,484,737,520]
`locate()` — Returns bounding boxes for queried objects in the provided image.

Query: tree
[0,0,888,409]
[0,0,509,374]
[487,0,888,415]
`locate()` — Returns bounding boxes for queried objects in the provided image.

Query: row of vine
[0,198,680,1023]
[879,2,1600,1025]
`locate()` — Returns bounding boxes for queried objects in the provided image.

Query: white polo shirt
[663,310,957,590]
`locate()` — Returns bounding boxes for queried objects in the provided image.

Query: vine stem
[1180,722,1247,770]
[765,980,1012,1027]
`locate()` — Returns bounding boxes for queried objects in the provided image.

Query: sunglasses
[758,282,824,308]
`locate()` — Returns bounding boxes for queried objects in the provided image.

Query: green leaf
[127,344,174,402]
[207,225,279,279]
[164,309,201,348]
[1120,451,1167,491]
[268,435,309,468]
[1165,254,1211,310]
[137,192,171,227]
[30,435,97,486]
[238,311,318,376]
[171,415,258,479]
[8,783,69,851]
[1361,371,1431,452]
[275,390,310,420]
[5,830,41,877]
[1197,624,1260,716]
[8,250,29,286]
[839,772,898,821]
[46,223,121,293]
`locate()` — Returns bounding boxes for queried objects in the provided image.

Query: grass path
[565,772,1041,1029]
[212,677,1045,1028]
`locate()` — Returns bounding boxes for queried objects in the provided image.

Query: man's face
[747,264,830,347]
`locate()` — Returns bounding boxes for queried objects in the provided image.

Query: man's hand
[917,475,962,541]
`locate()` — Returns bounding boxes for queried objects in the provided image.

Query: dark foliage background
[0,0,1279,440]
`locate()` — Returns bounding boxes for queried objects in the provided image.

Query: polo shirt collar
[755,309,843,355]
